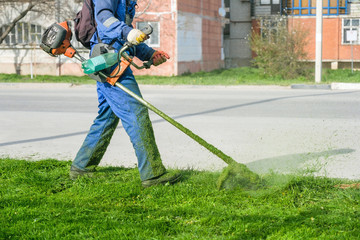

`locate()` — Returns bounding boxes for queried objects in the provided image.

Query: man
[70,0,181,187]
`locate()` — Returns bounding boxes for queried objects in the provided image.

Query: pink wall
[132,0,177,76]
[288,17,360,62]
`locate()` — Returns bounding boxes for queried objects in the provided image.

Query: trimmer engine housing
[40,21,75,58]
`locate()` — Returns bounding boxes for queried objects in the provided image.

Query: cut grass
[1,67,360,86]
[1,158,359,239]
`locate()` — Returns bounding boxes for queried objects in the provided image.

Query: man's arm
[94,0,166,63]
[94,0,132,42]
[134,43,156,61]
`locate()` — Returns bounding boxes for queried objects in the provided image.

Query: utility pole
[315,0,323,83]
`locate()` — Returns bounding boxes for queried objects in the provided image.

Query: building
[250,0,360,69]
[2,0,357,77]
[0,0,224,76]
[0,1,84,76]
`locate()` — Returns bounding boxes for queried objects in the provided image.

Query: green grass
[0,74,94,85]
[1,158,359,239]
[1,67,359,86]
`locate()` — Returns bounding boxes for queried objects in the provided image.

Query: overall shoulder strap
[125,0,134,26]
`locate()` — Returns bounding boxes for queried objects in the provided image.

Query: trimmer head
[217,163,264,190]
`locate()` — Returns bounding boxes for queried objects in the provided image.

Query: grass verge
[1,158,359,239]
[1,68,360,86]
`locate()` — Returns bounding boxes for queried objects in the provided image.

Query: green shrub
[251,15,310,79]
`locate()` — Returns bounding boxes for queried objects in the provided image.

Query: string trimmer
[40,21,263,190]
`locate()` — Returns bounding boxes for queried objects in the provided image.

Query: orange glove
[151,51,170,66]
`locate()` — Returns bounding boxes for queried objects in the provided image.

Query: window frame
[0,22,44,47]
[342,18,360,45]
[260,0,271,5]
[285,0,348,16]
[260,0,280,5]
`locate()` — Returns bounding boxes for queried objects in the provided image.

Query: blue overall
[71,0,166,181]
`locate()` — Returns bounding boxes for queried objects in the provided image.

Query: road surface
[0,83,359,179]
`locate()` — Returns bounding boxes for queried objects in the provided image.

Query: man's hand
[127,29,147,45]
[151,51,170,66]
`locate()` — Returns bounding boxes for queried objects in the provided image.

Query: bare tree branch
[0,2,36,44]
[0,0,62,44]
[0,0,83,45]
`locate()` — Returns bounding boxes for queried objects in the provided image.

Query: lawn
[1,158,359,239]
[1,67,360,86]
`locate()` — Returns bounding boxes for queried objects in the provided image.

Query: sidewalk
[2,82,360,90]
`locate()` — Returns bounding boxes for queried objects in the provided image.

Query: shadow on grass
[95,166,202,181]
[175,169,210,183]
[96,166,132,173]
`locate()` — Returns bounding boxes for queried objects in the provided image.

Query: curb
[331,82,360,90]
[291,84,331,90]
[0,83,94,89]
[291,83,360,90]
[1,82,359,90]
[0,83,289,90]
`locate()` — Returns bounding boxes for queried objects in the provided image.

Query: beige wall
[0,48,86,76]
[177,0,224,74]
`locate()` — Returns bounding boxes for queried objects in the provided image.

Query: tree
[0,1,46,44]
[0,0,81,44]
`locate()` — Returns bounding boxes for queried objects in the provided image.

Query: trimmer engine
[40,21,76,58]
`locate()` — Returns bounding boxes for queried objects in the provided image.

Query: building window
[284,0,347,16]
[261,0,280,4]
[136,22,160,47]
[260,0,281,14]
[0,22,44,46]
[343,19,360,44]
[260,17,286,42]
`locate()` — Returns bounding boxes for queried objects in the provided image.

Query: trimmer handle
[141,24,153,36]
[119,24,154,69]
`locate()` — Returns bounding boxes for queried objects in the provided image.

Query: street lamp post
[315,0,323,83]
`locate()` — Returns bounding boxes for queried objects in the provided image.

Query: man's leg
[71,90,119,174]
[97,74,167,181]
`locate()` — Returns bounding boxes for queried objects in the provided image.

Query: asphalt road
[1,83,359,180]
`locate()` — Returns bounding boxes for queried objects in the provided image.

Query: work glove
[151,51,170,66]
[127,29,147,45]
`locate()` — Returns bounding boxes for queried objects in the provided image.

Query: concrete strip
[140,84,290,90]
[0,83,290,90]
[331,82,360,90]
[3,82,359,91]
[0,83,92,89]
[291,84,331,90]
